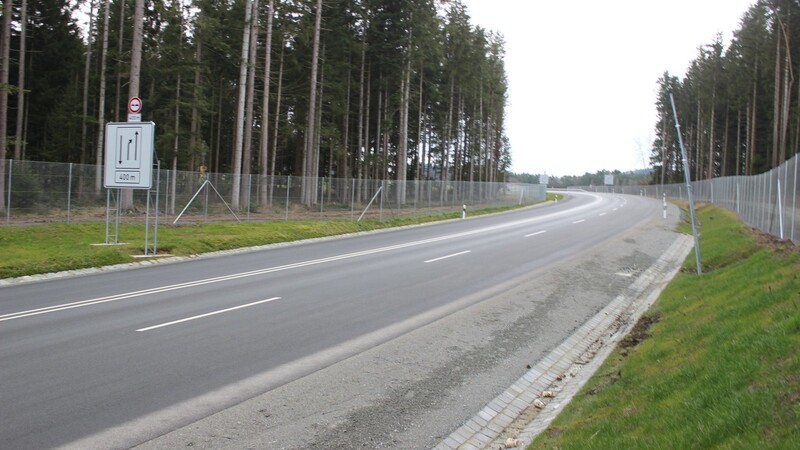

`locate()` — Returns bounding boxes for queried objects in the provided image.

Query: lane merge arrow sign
[104,122,155,189]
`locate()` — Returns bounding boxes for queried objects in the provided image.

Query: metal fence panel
[1,159,547,226]
[572,154,800,245]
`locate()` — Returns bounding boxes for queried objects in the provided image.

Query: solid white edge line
[524,230,547,238]
[136,297,281,332]
[424,250,471,264]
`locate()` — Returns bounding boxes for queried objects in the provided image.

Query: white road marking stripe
[424,251,471,264]
[572,219,586,224]
[599,212,607,217]
[524,230,547,238]
[136,297,281,332]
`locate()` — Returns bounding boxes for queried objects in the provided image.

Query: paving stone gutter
[436,235,694,450]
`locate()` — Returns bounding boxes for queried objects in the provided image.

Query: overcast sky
[461,0,756,176]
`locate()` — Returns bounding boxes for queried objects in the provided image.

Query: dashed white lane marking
[424,251,471,264]
[524,230,547,238]
[136,297,281,332]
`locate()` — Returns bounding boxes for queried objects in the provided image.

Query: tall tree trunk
[382,87,389,183]
[259,0,274,207]
[442,76,454,196]
[0,0,12,213]
[746,104,752,175]
[269,39,284,206]
[694,101,702,180]
[375,79,382,184]
[415,69,424,202]
[721,106,729,176]
[121,0,145,211]
[189,39,202,185]
[750,76,758,175]
[214,78,223,173]
[397,57,411,205]
[660,114,667,185]
[14,0,28,160]
[778,20,792,166]
[341,60,351,203]
[707,89,716,180]
[363,67,371,198]
[95,0,110,193]
[772,28,782,168]
[241,0,259,209]
[114,0,125,122]
[81,0,95,166]
[171,72,181,215]
[736,109,743,176]
[231,0,255,210]
[302,0,323,206]
[314,50,324,202]
[355,28,366,204]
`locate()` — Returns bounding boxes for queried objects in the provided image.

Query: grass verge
[529,204,800,449]
[0,200,559,280]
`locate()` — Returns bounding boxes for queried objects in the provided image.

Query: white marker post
[663,192,667,219]
[462,204,466,220]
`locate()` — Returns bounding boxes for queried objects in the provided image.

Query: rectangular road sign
[104,122,156,189]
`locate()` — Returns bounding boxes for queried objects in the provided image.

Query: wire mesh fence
[574,153,800,245]
[0,159,547,225]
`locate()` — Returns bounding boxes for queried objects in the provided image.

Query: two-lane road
[0,192,658,449]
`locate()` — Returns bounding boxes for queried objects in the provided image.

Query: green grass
[0,202,546,279]
[530,204,800,449]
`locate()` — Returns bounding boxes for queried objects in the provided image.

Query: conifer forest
[0,0,510,209]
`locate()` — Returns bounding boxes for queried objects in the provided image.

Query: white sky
[461,0,756,176]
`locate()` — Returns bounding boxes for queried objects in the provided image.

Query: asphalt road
[0,191,660,449]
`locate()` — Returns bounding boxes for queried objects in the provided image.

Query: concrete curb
[434,234,694,450]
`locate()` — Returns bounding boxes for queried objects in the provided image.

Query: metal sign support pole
[669,92,702,275]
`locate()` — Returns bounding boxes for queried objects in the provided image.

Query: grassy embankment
[530,204,799,449]
[0,193,562,279]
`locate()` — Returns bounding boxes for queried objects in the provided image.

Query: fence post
[247,174,252,221]
[6,159,12,224]
[350,178,355,219]
[777,178,784,240]
[792,155,798,243]
[380,180,384,222]
[320,176,325,218]
[67,163,73,224]
[285,175,291,220]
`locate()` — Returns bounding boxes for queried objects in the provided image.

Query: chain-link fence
[0,159,546,225]
[574,153,800,245]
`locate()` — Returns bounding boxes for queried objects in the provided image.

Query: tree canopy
[650,0,800,184]
[0,0,511,208]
